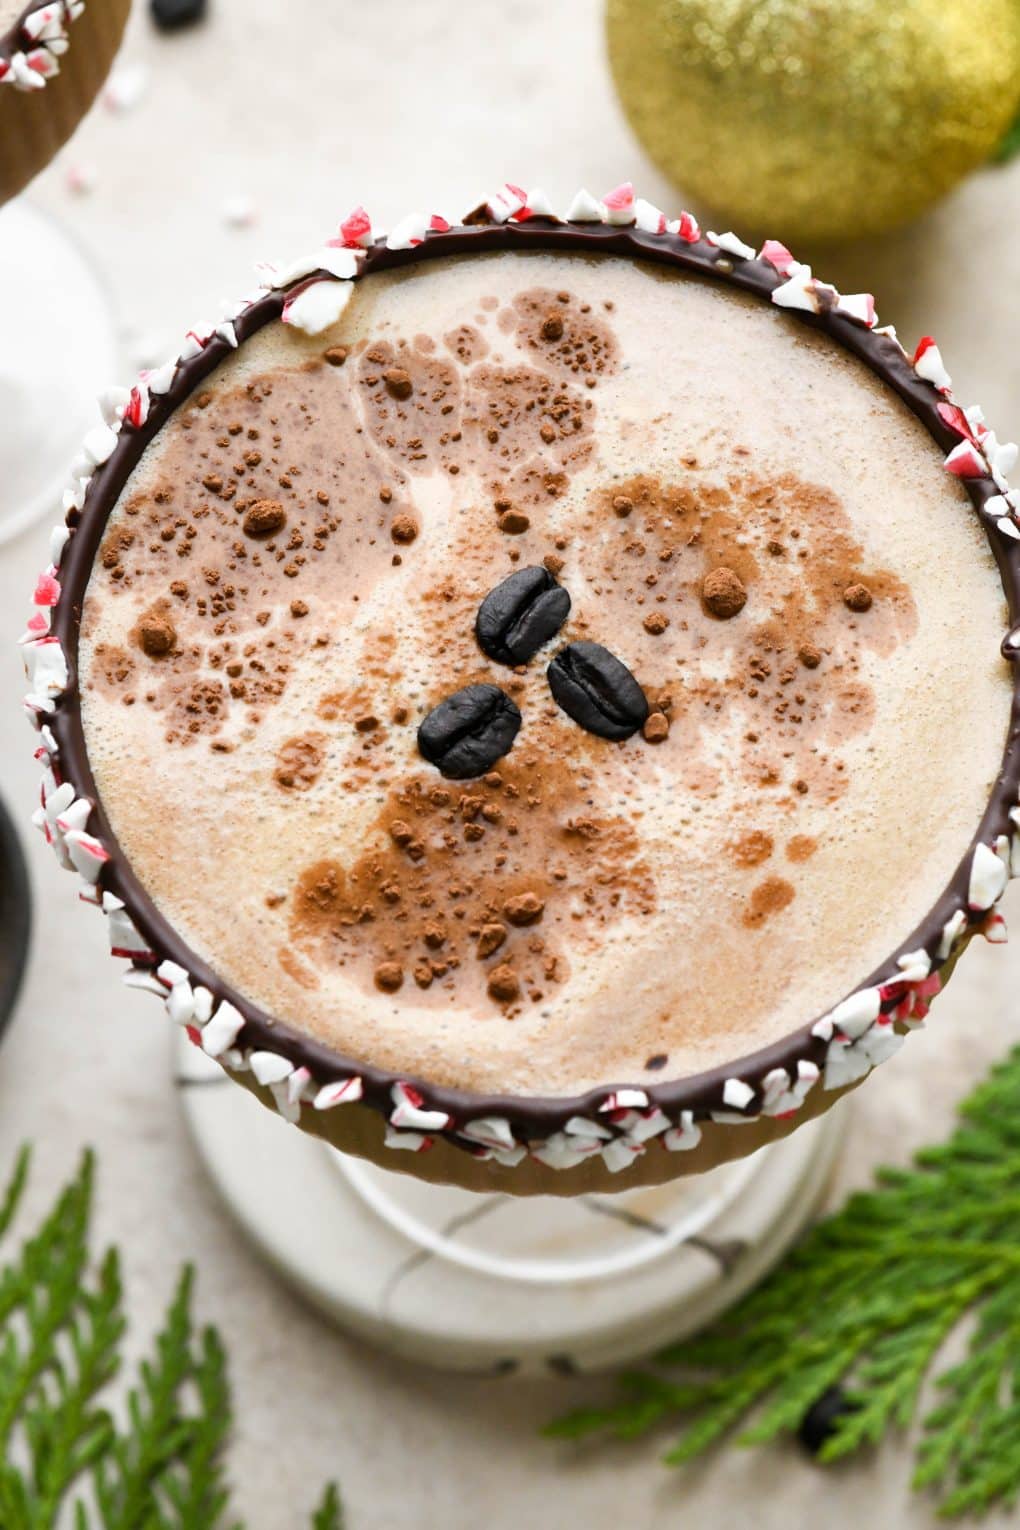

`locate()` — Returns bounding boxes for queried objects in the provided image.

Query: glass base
[0,200,119,544]
[175,1032,846,1376]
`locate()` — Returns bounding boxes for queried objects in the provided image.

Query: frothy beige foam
[79,251,1011,1096]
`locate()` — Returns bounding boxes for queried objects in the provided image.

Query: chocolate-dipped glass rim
[27,186,1020,1167]
[0,1,85,89]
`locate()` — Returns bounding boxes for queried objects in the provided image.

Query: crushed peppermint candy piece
[722,1077,755,1110]
[249,1051,294,1088]
[707,230,756,260]
[835,292,876,328]
[602,1138,645,1173]
[386,211,430,250]
[384,1126,432,1153]
[336,206,373,248]
[599,1088,649,1112]
[460,1116,517,1152]
[667,211,700,242]
[390,1081,451,1133]
[223,195,257,230]
[102,62,148,113]
[633,197,667,234]
[565,187,603,222]
[944,440,988,478]
[281,279,353,336]
[913,335,952,391]
[663,1112,701,1151]
[313,1077,364,1110]
[201,1000,245,1058]
[602,182,636,225]
[487,183,528,223]
[519,188,554,220]
[65,162,96,195]
[759,238,796,275]
[771,263,818,313]
[969,840,1009,910]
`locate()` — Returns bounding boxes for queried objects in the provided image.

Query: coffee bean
[418,684,522,779]
[547,641,648,740]
[797,1386,861,1456]
[476,566,572,665]
[151,0,206,30]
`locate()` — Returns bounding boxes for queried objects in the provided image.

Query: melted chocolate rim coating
[49,219,1020,1135]
[1,0,74,64]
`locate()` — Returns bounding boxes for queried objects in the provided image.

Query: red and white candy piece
[530,1131,603,1170]
[913,336,952,392]
[598,1088,648,1113]
[385,212,431,251]
[459,1116,518,1152]
[836,292,877,328]
[663,1112,701,1152]
[487,183,528,223]
[721,1076,755,1110]
[969,840,1009,911]
[602,182,636,226]
[389,1081,451,1133]
[63,830,109,883]
[312,1076,364,1110]
[706,230,755,261]
[812,985,882,1044]
[666,211,700,242]
[333,206,373,248]
[633,198,667,235]
[282,279,353,336]
[201,1000,245,1058]
[759,239,796,275]
[565,187,603,222]
[383,1127,433,1153]
[565,1114,612,1141]
[249,1051,294,1088]
[602,1137,645,1174]
[938,908,969,961]
[944,440,988,479]
[770,263,819,313]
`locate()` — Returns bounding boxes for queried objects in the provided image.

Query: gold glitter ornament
[607,0,1020,242]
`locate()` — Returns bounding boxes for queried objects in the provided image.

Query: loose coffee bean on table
[417,684,522,779]
[547,641,649,740]
[475,565,571,665]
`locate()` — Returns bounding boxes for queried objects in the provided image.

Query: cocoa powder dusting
[743,876,796,927]
[288,753,655,1013]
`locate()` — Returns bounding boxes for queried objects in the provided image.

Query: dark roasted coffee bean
[151,0,206,29]
[797,1386,861,1456]
[418,684,522,779]
[475,566,572,665]
[547,641,648,740]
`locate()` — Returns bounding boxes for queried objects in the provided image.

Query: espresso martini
[27,191,1020,1192]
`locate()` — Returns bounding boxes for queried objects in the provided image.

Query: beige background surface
[3,1,1020,1524]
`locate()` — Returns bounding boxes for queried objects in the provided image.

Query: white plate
[0,200,119,544]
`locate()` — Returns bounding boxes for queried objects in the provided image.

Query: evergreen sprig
[0,1147,343,1528]
[546,1044,1020,1518]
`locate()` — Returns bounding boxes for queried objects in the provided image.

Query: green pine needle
[312,1482,345,1530]
[545,1043,1020,1518]
[0,1147,342,1528]
[993,106,1020,163]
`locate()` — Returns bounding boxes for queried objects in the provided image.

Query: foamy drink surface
[78,251,1011,1095]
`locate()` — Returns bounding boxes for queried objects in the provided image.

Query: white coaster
[176,1032,846,1376]
[0,200,120,543]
